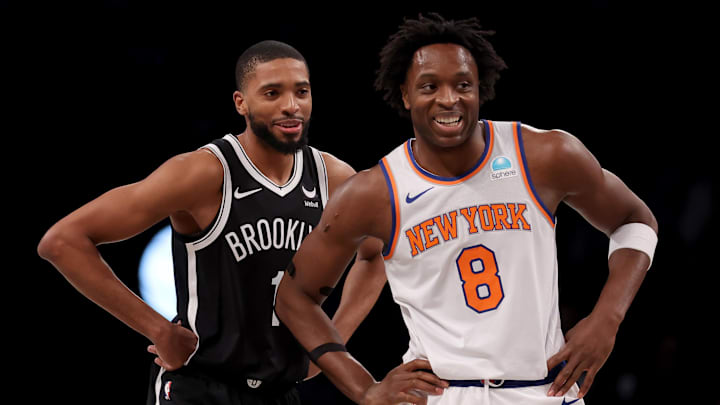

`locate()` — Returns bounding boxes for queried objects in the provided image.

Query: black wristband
[308,342,347,364]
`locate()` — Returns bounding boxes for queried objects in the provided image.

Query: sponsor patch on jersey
[247,378,263,388]
[490,156,517,181]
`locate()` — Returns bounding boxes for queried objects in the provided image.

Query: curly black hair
[374,13,507,118]
[235,40,307,91]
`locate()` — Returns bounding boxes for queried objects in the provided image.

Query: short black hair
[235,40,307,91]
[374,13,507,117]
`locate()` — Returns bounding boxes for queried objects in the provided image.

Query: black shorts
[147,364,302,405]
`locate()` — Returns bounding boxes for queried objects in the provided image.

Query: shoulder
[162,148,224,185]
[520,123,603,195]
[319,164,392,242]
[520,124,586,158]
[139,148,224,206]
[317,151,357,196]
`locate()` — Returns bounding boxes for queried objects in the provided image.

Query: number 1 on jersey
[456,245,504,313]
[271,271,284,326]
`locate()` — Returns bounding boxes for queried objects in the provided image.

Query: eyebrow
[260,81,311,90]
[416,71,473,80]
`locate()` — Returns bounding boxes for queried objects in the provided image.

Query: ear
[233,90,248,116]
[400,85,411,110]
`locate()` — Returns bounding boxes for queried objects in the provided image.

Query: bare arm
[321,152,388,344]
[332,237,387,344]
[275,167,446,404]
[37,149,222,369]
[524,127,657,398]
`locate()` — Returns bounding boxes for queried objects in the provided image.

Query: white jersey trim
[224,134,303,197]
[153,367,165,405]
[309,146,329,208]
[182,142,233,363]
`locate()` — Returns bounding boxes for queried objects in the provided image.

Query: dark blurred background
[5,1,715,404]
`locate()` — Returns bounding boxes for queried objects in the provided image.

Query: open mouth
[273,119,303,135]
[433,113,463,128]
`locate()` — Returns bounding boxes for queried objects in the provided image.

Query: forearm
[38,227,170,341]
[276,274,376,403]
[590,248,649,328]
[333,256,387,343]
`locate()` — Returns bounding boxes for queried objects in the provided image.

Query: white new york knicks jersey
[379,120,565,381]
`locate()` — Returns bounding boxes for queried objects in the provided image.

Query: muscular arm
[321,152,388,345]
[332,237,387,344]
[276,167,445,404]
[523,126,658,398]
[37,150,222,369]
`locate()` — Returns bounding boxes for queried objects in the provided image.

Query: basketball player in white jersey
[275,14,658,405]
[37,40,386,404]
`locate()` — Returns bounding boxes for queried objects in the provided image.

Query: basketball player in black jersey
[37,40,387,405]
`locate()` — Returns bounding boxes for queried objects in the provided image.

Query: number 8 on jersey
[456,244,505,314]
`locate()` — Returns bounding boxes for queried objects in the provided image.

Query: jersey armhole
[513,122,556,228]
[379,157,400,259]
[309,146,329,209]
[172,141,234,247]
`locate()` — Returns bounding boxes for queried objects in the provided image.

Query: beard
[248,112,310,155]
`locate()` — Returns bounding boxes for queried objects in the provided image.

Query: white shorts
[425,383,584,405]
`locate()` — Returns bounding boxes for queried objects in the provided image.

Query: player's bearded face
[248,111,310,154]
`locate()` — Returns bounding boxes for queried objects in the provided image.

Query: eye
[264,90,278,97]
[458,81,473,90]
[297,88,310,96]
[420,83,436,92]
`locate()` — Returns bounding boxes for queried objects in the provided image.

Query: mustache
[272,116,305,123]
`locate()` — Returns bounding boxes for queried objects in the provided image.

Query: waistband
[169,364,300,394]
[447,361,565,388]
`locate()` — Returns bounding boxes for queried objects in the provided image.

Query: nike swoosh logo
[561,399,581,405]
[302,185,316,199]
[234,187,263,199]
[405,187,433,204]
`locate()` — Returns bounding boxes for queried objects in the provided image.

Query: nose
[436,85,458,108]
[281,93,300,115]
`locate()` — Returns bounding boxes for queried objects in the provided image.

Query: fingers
[409,371,448,391]
[546,347,568,371]
[399,391,428,405]
[548,354,596,397]
[390,361,447,398]
[399,360,449,388]
[402,359,433,371]
[577,368,597,399]
[404,376,445,396]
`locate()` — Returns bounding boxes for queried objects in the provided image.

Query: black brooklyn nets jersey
[171,134,328,388]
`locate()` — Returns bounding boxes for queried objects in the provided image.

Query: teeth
[434,116,461,125]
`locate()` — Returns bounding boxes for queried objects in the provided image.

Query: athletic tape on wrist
[308,342,347,364]
[608,222,658,270]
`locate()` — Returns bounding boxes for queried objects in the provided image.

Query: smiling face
[401,43,481,149]
[234,57,312,154]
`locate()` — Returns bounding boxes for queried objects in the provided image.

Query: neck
[412,121,486,178]
[237,130,296,186]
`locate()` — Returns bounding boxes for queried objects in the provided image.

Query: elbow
[275,277,319,326]
[37,225,71,263]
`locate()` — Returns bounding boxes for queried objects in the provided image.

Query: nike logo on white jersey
[302,185,316,199]
[234,187,262,200]
[406,187,433,203]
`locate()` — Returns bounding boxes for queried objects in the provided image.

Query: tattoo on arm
[286,260,296,278]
